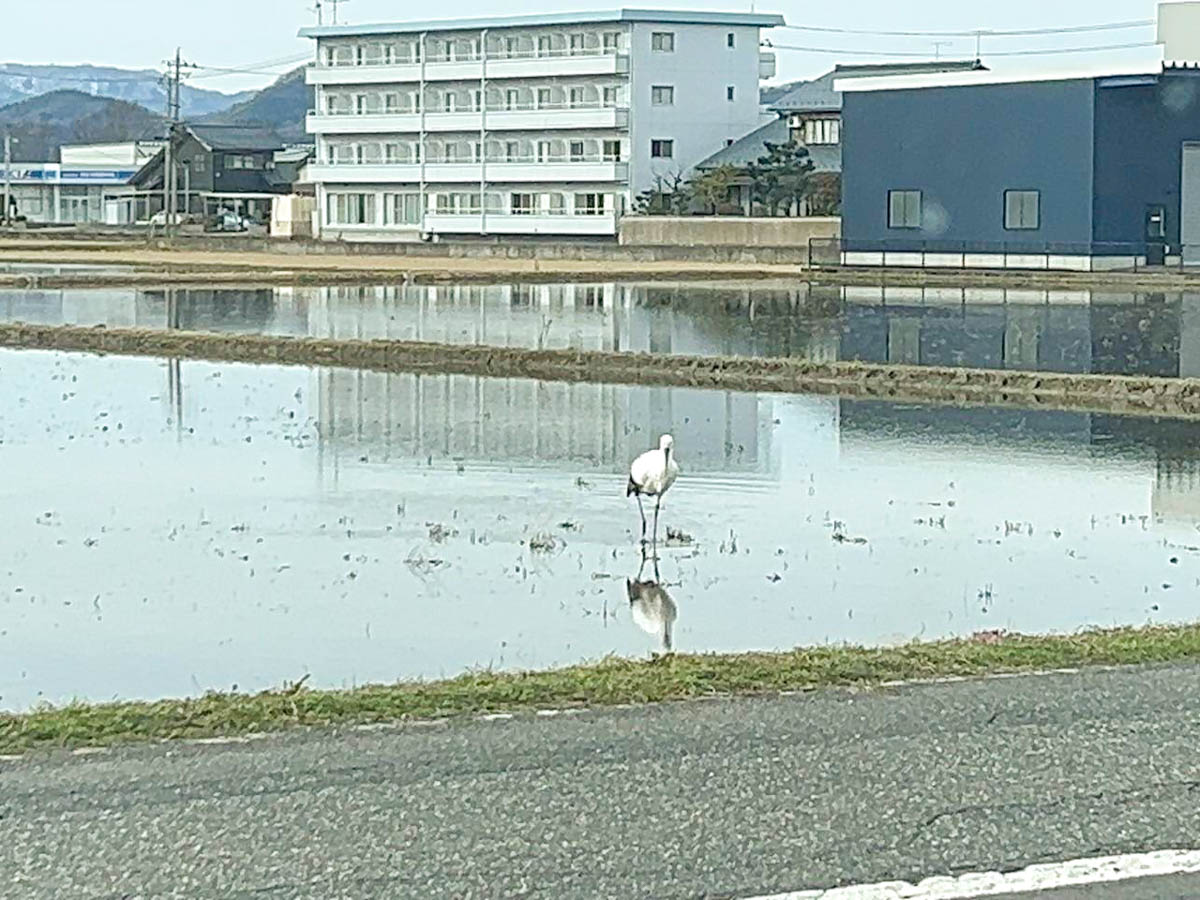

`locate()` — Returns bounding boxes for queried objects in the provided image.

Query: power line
[768,40,1160,58]
[779,19,1154,38]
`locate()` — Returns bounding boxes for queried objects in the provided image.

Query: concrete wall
[842,79,1096,250]
[1093,72,1200,248]
[628,21,765,195]
[618,215,839,248]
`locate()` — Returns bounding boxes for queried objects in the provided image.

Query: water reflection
[627,577,676,653]
[5,282,1200,377]
[9,347,1200,710]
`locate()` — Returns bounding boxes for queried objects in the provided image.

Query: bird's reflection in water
[626,555,678,653]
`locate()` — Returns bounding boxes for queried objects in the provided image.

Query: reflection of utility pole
[932,41,952,60]
[973,30,988,61]
[166,288,183,439]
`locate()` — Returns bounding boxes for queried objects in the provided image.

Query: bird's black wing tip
[626,477,638,497]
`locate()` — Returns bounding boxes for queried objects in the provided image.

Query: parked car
[207,209,249,232]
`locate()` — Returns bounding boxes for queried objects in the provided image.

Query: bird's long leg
[636,492,647,546]
[652,495,661,557]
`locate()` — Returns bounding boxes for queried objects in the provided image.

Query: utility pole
[311,0,323,26]
[329,0,348,25]
[2,133,11,226]
[162,48,194,235]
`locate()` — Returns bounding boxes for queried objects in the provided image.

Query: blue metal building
[840,65,1200,266]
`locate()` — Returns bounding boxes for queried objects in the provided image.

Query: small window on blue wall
[888,190,921,229]
[1004,190,1040,230]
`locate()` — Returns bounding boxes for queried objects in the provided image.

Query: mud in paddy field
[3,347,1200,711]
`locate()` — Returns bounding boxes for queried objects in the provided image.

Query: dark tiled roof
[697,118,841,173]
[768,60,984,113]
[697,118,789,168]
[185,123,285,151]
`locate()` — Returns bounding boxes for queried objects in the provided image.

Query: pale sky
[3,0,1167,95]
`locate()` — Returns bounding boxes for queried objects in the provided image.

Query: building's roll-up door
[1182,144,1200,266]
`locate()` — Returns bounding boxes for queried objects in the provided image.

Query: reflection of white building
[315,366,772,476]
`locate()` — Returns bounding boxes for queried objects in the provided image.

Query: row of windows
[321,81,737,116]
[325,85,620,115]
[321,29,737,66]
[325,138,624,164]
[651,84,737,105]
[887,189,1041,231]
[326,191,615,225]
[324,139,673,162]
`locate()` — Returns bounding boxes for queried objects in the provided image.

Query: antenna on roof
[329,0,349,24]
[310,0,323,26]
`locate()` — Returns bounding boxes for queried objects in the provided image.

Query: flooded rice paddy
[4,281,1200,376]
[4,332,1200,710]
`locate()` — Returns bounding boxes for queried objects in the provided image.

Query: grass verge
[4,624,1200,754]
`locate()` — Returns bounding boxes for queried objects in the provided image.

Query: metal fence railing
[807,238,1199,273]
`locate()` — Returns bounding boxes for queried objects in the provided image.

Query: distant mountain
[202,67,312,143]
[0,64,252,118]
[0,90,164,161]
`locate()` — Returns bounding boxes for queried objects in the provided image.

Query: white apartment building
[300,8,784,240]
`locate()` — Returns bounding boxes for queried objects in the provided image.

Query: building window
[569,87,587,108]
[384,92,399,112]
[384,193,421,225]
[327,193,376,225]
[803,118,841,145]
[536,140,553,162]
[537,87,553,108]
[511,192,536,215]
[575,193,605,215]
[727,32,736,48]
[505,88,521,110]
[225,154,258,170]
[651,85,675,106]
[603,32,620,52]
[1004,190,1040,230]
[505,36,521,58]
[569,140,585,161]
[505,141,520,162]
[443,94,457,113]
[602,85,618,107]
[471,141,483,163]
[650,139,674,159]
[888,190,922,229]
[192,156,206,173]
[547,193,566,214]
[537,35,554,56]
[569,33,586,55]
[651,31,675,52]
[726,85,735,101]
[602,139,621,161]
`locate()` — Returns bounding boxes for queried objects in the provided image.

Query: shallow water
[3,347,1200,710]
[3,281,1200,377]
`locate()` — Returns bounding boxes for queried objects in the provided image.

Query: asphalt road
[4,663,1200,899]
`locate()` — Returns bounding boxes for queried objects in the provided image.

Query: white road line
[744,849,1200,899]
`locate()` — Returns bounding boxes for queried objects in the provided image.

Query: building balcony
[424,212,617,236]
[305,51,629,86]
[307,160,629,184]
[307,104,629,135]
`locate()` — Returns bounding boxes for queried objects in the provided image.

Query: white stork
[626,433,679,548]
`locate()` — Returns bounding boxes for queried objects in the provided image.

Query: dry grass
[4,625,1200,753]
